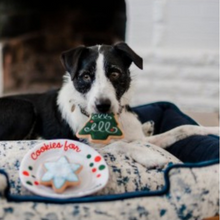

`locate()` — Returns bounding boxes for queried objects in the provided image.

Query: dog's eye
[109,72,120,81]
[82,74,91,83]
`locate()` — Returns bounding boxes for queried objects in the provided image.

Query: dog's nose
[95,99,111,113]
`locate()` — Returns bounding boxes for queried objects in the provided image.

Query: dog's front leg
[99,140,169,168]
[144,125,219,149]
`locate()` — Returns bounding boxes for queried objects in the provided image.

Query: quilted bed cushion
[0,101,219,198]
[0,101,219,220]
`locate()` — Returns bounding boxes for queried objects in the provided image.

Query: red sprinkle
[92,168,97,173]
[34,181,39,185]
[22,171,29,176]
[97,174,101,178]
[94,156,101,162]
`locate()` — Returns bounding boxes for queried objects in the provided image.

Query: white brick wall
[126,0,219,112]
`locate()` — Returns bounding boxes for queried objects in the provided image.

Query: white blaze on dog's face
[60,43,143,115]
[86,52,119,114]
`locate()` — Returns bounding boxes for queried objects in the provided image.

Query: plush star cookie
[39,156,83,193]
[76,113,124,144]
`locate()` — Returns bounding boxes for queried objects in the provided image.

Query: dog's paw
[142,120,154,137]
[130,146,169,169]
[100,140,171,169]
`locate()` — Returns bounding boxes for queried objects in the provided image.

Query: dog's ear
[61,46,86,78]
[114,42,143,69]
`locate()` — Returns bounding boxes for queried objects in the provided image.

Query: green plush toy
[76,113,124,144]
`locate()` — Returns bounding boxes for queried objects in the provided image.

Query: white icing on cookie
[41,156,82,189]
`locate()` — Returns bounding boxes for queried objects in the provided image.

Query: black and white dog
[0,42,218,167]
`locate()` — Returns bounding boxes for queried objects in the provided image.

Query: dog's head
[61,42,143,115]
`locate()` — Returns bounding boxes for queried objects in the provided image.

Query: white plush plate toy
[19,139,109,198]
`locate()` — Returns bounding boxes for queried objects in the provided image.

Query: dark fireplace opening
[0,0,126,94]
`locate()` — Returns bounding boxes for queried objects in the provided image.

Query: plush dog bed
[0,102,219,220]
